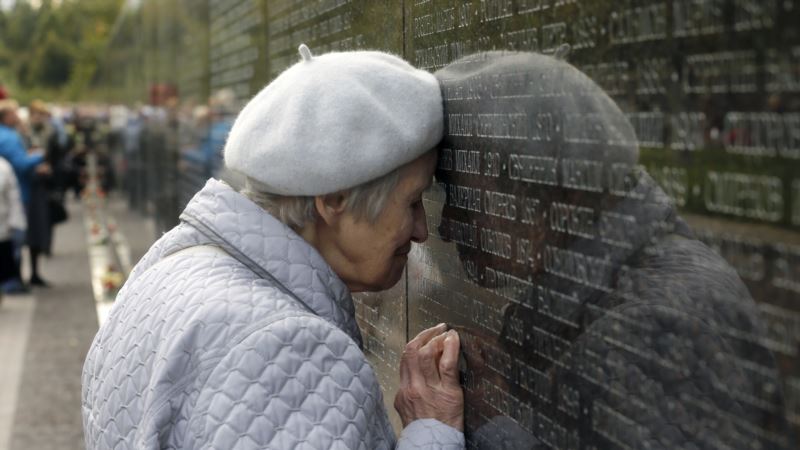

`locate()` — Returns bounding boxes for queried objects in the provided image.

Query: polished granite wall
[105,1,800,447]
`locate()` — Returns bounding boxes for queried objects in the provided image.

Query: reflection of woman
[430,51,793,449]
[82,45,465,449]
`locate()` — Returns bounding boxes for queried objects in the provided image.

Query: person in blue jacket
[0,100,50,293]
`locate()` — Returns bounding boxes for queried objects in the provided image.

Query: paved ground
[0,295,34,449]
[0,194,156,450]
[107,192,158,266]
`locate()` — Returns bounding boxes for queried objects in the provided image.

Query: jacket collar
[180,178,363,346]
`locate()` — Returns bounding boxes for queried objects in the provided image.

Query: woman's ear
[314,192,348,226]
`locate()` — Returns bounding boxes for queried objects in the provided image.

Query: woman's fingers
[401,323,448,388]
[439,330,461,389]
[399,350,412,389]
[394,327,465,431]
[406,322,447,351]
[418,332,449,383]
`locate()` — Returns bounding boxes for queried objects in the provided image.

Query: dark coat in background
[26,122,68,253]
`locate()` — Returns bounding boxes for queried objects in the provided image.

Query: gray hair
[240,168,401,229]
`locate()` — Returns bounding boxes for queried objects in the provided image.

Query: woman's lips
[395,244,412,256]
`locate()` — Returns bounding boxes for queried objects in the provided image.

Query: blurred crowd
[112,86,236,233]
[0,84,236,305]
[1,94,80,297]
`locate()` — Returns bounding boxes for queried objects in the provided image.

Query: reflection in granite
[209,0,266,101]
[266,0,404,77]
[407,51,794,449]
[353,271,407,433]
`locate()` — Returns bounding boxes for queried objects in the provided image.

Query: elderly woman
[82,45,464,449]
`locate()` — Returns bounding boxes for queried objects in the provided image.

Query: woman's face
[326,151,437,292]
[0,109,19,127]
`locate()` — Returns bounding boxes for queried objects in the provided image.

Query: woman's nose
[411,203,429,243]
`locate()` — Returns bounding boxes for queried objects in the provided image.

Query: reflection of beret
[435,51,638,166]
[224,44,443,195]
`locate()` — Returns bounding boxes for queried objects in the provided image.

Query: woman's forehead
[401,154,437,188]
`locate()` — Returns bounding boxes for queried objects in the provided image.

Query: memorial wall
[102,1,800,447]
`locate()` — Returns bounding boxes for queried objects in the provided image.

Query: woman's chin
[376,269,405,292]
[347,259,407,293]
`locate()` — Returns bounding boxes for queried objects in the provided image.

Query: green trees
[0,0,123,102]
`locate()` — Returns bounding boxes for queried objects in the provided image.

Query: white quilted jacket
[0,157,26,240]
[82,179,464,449]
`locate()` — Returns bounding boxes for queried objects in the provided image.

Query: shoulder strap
[162,244,227,260]
[179,212,319,316]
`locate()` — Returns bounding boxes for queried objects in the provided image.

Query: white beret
[224,44,443,195]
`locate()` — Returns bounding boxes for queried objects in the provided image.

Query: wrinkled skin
[395,323,464,431]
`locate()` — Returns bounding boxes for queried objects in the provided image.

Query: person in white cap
[82,44,464,449]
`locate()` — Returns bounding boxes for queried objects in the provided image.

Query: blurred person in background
[0,155,26,306]
[108,105,130,194]
[65,109,98,196]
[30,100,70,191]
[94,110,116,193]
[24,100,69,287]
[181,89,235,181]
[203,89,235,176]
[122,105,144,207]
[179,104,210,174]
[0,99,50,293]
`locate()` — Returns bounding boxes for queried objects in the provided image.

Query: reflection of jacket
[0,158,25,240]
[497,173,793,450]
[82,179,464,449]
[431,50,793,449]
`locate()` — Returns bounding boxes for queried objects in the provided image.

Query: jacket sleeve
[0,133,44,175]
[186,313,465,449]
[186,313,394,449]
[397,419,464,449]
